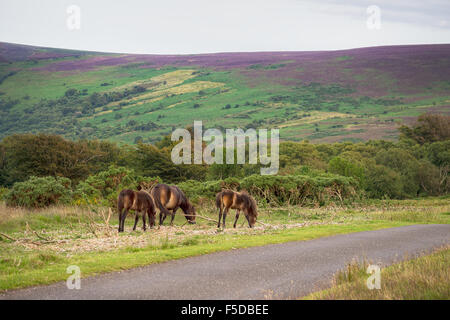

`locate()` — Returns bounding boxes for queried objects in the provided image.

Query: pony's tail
[215,192,223,209]
[117,190,125,215]
[152,185,172,217]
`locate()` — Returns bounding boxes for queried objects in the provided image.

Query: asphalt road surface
[1,224,449,300]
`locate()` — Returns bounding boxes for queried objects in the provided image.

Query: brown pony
[117,189,156,232]
[216,190,258,228]
[150,183,196,226]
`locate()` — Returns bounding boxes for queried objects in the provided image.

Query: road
[1,224,449,300]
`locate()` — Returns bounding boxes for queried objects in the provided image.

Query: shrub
[73,166,162,207]
[178,174,358,206]
[74,166,137,206]
[0,187,8,201]
[5,176,72,208]
[240,174,358,206]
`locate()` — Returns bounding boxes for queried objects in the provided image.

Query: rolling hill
[0,42,449,144]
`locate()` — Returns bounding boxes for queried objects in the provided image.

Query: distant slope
[0,42,449,144]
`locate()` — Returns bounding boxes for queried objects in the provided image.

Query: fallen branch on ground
[0,231,62,245]
[0,232,17,242]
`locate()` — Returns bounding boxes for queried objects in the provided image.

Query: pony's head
[241,191,258,228]
[184,202,196,224]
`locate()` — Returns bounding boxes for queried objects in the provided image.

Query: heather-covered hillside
[0,42,449,144]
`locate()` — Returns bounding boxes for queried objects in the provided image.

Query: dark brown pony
[150,183,196,226]
[216,190,258,228]
[117,189,156,232]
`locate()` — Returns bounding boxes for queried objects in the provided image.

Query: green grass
[2,53,450,143]
[304,246,450,300]
[0,221,412,291]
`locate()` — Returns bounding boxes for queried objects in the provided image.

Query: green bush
[74,165,162,207]
[5,176,72,208]
[329,156,365,186]
[179,173,358,206]
[240,174,358,206]
[74,166,135,206]
[179,177,240,200]
[364,164,403,199]
[0,187,9,201]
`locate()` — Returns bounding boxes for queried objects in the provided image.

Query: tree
[399,114,450,144]
[328,156,365,186]
[128,143,182,181]
[425,141,450,194]
[364,163,403,199]
[375,148,420,197]
[0,134,120,186]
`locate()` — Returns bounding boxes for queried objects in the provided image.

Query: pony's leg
[142,211,147,231]
[132,213,139,231]
[120,209,129,232]
[159,211,164,227]
[217,206,222,228]
[244,212,252,228]
[161,212,168,225]
[147,210,155,228]
[170,209,177,226]
[118,209,123,232]
[222,207,229,229]
[233,209,240,228]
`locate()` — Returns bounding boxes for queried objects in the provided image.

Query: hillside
[0,42,449,144]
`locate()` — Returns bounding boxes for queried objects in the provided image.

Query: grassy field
[0,197,449,291]
[1,43,449,144]
[304,246,450,300]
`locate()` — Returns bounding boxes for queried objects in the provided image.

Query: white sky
[0,0,449,54]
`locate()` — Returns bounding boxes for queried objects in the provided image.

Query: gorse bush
[5,176,72,208]
[241,174,358,206]
[73,165,162,207]
[74,166,136,206]
[179,173,358,206]
[179,177,241,200]
[0,187,8,201]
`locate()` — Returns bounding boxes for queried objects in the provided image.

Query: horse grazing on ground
[150,183,196,226]
[216,190,258,228]
[117,189,156,232]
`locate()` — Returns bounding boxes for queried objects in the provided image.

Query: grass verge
[303,246,450,300]
[1,221,410,291]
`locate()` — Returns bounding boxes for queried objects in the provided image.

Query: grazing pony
[216,190,258,228]
[150,183,196,226]
[117,189,156,232]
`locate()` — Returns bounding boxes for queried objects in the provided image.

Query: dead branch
[0,232,17,241]
[184,214,218,224]
[255,220,272,228]
[33,230,51,241]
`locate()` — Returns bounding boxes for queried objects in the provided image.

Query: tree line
[0,114,448,207]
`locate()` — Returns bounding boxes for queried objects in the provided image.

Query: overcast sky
[1,0,449,54]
